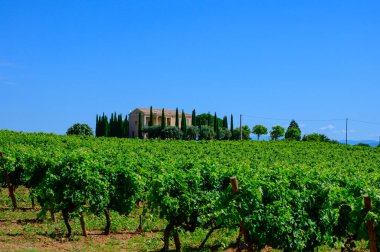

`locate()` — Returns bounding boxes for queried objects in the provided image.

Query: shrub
[161,126,183,140]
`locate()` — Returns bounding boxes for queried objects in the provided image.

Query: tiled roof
[133,108,191,117]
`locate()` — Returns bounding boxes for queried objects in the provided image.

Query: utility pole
[345,118,348,145]
[240,114,242,140]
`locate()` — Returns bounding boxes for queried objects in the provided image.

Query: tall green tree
[175,107,179,128]
[222,116,228,129]
[138,112,143,139]
[196,113,222,127]
[285,120,301,141]
[191,109,196,126]
[198,125,215,140]
[214,112,220,138]
[232,125,250,140]
[252,124,268,140]
[302,133,330,142]
[184,125,199,140]
[117,114,123,138]
[161,108,166,130]
[122,115,129,138]
[109,112,118,137]
[109,113,114,137]
[270,125,285,140]
[67,123,93,136]
[95,115,100,137]
[149,106,154,127]
[181,110,187,137]
[104,113,109,137]
[230,114,234,135]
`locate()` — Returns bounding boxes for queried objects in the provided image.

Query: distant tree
[181,110,187,137]
[138,112,143,139]
[175,107,179,128]
[214,112,220,137]
[270,125,285,140]
[285,120,301,141]
[218,127,232,140]
[355,143,371,147]
[103,113,109,137]
[230,114,234,135]
[161,108,166,130]
[108,113,112,137]
[161,126,183,140]
[112,112,119,137]
[207,113,212,126]
[285,128,301,141]
[95,115,100,137]
[232,126,250,140]
[184,126,199,140]
[109,112,122,138]
[67,123,93,136]
[199,125,216,140]
[122,115,129,138]
[117,114,123,138]
[196,113,209,126]
[196,113,223,127]
[252,124,268,140]
[149,106,154,126]
[144,125,161,139]
[96,113,109,137]
[191,109,196,126]
[302,133,330,142]
[222,116,228,129]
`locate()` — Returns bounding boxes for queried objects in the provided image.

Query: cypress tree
[230,114,234,135]
[181,110,187,135]
[95,115,99,137]
[104,114,109,137]
[117,114,123,138]
[161,108,166,130]
[113,112,117,137]
[213,113,218,132]
[191,109,196,126]
[123,115,129,138]
[98,113,109,137]
[108,114,112,137]
[223,116,228,128]
[149,106,154,126]
[175,107,179,128]
[214,112,220,138]
[109,113,114,137]
[138,112,143,139]
[207,112,211,126]
[98,113,103,137]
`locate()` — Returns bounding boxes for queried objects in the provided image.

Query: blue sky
[1,1,379,141]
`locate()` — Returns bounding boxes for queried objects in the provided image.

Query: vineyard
[1,129,380,251]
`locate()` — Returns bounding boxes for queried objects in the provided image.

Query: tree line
[95,112,129,138]
[66,108,338,143]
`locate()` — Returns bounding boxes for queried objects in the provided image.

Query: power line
[350,119,380,126]
[241,114,346,122]
[242,115,380,126]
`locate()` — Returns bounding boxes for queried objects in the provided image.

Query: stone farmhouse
[129,108,192,138]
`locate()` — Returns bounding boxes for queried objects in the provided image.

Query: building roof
[131,108,191,117]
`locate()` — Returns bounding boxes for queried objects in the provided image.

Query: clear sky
[1,1,379,141]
